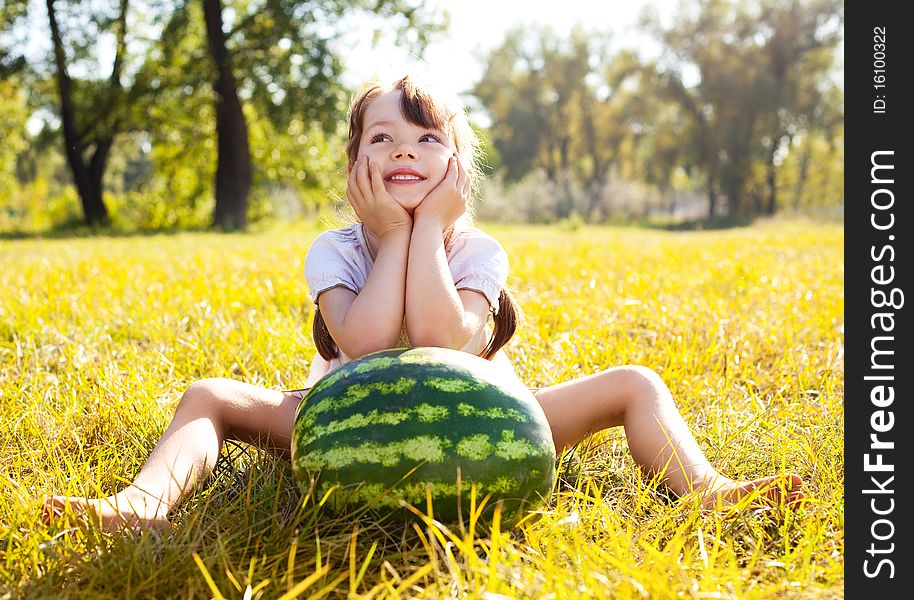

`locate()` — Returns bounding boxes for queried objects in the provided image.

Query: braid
[312,308,339,360]
[480,288,520,360]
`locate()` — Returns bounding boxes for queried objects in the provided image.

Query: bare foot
[42,494,171,532]
[699,474,806,510]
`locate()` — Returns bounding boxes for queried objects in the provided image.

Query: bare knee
[616,365,671,406]
[176,377,235,417]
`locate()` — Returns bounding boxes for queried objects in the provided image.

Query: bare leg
[42,378,302,530]
[533,366,804,508]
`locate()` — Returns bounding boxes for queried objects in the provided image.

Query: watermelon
[291,347,556,527]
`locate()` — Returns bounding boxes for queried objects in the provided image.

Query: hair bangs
[397,77,451,134]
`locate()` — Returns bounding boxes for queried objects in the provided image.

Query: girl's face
[355,89,455,212]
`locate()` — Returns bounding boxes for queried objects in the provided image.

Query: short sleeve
[304,226,370,304]
[449,228,509,314]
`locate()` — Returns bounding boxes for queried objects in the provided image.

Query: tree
[1,3,29,211]
[44,0,129,226]
[201,0,252,230]
[3,0,445,230]
[644,0,842,217]
[753,0,843,214]
[0,78,28,203]
[197,0,447,230]
[474,26,643,220]
[1,0,175,227]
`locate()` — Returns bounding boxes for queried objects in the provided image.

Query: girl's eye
[369,133,390,143]
[419,133,442,143]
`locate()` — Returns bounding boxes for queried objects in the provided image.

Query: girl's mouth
[384,168,426,184]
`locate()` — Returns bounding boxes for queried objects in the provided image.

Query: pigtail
[480,288,521,360]
[444,226,520,361]
[312,308,340,360]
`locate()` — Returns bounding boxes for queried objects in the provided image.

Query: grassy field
[0,219,844,599]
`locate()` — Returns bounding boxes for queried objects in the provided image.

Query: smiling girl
[43,75,803,531]
[303,76,518,387]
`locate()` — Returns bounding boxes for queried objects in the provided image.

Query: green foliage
[474,0,843,221]
[644,0,843,216]
[0,78,28,200]
[2,1,843,231]
[0,221,843,597]
[1,0,444,231]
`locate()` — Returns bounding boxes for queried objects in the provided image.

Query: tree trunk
[792,143,813,210]
[764,133,789,215]
[202,0,252,231]
[765,164,777,215]
[706,178,716,218]
[46,0,115,227]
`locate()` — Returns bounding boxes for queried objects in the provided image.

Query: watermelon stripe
[300,419,552,469]
[455,434,493,460]
[318,454,553,487]
[455,402,529,423]
[299,431,551,473]
[303,377,417,419]
[299,399,532,446]
[350,356,398,373]
[302,422,552,469]
[318,476,549,511]
[423,377,486,393]
[299,435,452,470]
[297,403,450,445]
[300,384,532,433]
[493,429,543,460]
[313,456,554,515]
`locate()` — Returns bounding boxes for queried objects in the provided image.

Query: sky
[19,0,676,96]
[18,0,676,131]
[337,0,676,107]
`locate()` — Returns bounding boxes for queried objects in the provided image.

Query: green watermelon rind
[291,347,556,525]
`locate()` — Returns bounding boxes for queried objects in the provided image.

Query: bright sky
[19,0,675,132]
[339,0,676,110]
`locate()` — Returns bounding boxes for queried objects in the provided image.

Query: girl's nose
[392,144,417,160]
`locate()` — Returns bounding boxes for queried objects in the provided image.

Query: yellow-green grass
[0,220,843,598]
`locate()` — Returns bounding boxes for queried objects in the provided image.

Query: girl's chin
[390,194,425,212]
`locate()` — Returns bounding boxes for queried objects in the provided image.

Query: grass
[0,219,843,598]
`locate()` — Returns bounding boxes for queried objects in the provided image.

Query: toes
[41,495,171,533]
[755,474,807,507]
[42,496,77,522]
[700,473,808,512]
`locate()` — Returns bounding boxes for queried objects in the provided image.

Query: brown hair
[313,75,521,361]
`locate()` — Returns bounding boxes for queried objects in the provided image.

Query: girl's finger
[461,176,471,198]
[346,186,361,208]
[454,154,469,191]
[355,157,372,200]
[346,159,364,206]
[369,161,387,198]
[346,159,356,184]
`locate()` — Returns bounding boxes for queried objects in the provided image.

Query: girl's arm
[318,228,411,358]
[407,155,489,350]
[406,217,490,350]
[320,158,411,359]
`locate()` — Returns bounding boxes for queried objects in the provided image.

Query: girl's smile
[384,167,426,184]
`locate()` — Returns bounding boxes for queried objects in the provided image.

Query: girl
[43,75,803,531]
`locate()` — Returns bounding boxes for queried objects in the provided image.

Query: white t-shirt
[302,222,513,387]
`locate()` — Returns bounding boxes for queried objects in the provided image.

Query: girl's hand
[413,154,470,231]
[346,157,412,238]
